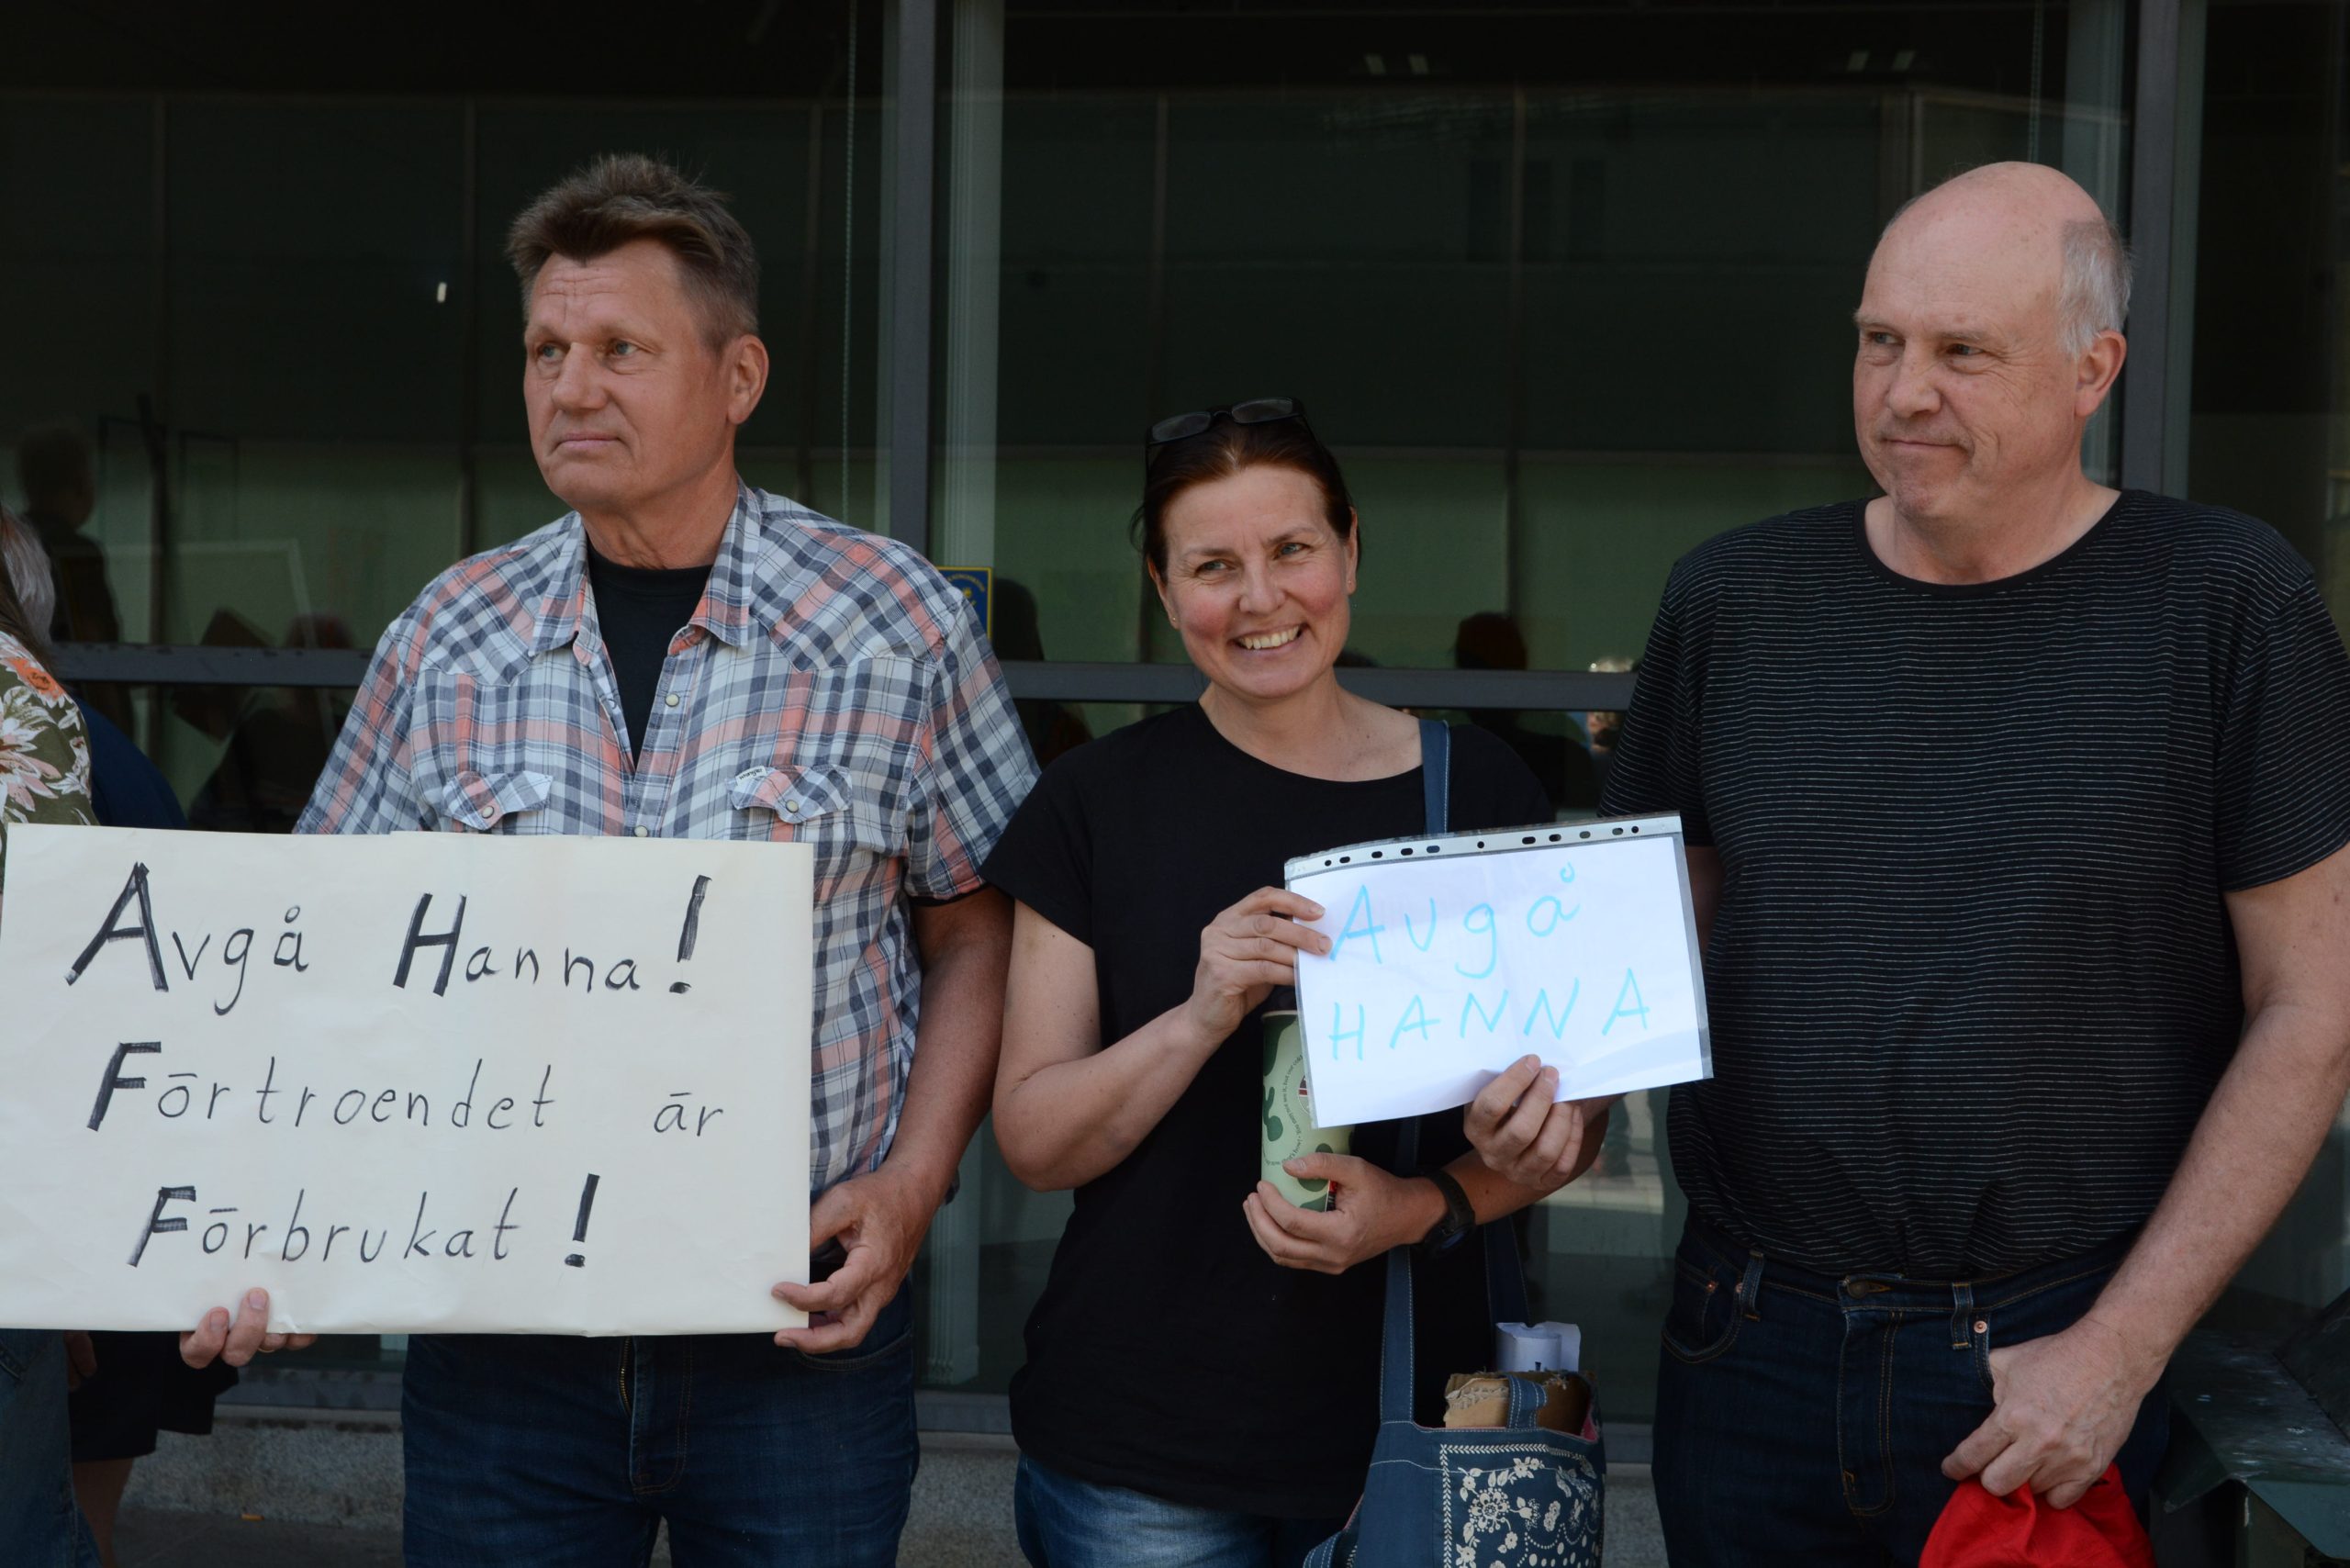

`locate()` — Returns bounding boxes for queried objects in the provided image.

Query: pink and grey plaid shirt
[298,485,1036,1194]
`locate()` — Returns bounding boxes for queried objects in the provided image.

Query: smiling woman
[979,404,1611,1567]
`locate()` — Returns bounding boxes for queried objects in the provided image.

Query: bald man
[1586,162,2350,1561]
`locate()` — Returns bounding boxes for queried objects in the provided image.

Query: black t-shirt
[584,543,711,760]
[1601,491,2350,1278]
[981,704,1553,1518]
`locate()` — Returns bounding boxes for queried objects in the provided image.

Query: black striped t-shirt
[1599,490,2350,1278]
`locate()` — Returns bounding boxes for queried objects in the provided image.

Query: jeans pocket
[1661,1252,1744,1364]
[1971,1320,1996,1395]
[0,1330,27,1388]
[792,1322,914,1374]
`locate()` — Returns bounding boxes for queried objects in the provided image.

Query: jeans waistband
[1684,1211,2137,1314]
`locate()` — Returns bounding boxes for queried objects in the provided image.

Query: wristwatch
[1417,1168,1475,1254]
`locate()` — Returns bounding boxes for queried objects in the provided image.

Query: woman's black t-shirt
[980,703,1555,1518]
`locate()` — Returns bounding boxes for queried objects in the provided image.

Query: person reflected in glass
[1451,610,1596,813]
[186,612,355,834]
[14,424,118,648]
[1580,654,1634,803]
[990,577,1092,767]
[984,399,1612,1568]
[17,423,132,732]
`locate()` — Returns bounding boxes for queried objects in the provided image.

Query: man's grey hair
[0,505,56,636]
[2056,214,2132,356]
[1883,175,2133,357]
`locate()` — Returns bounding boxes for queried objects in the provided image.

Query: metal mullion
[887,0,940,552]
[458,98,482,559]
[2121,0,2182,493]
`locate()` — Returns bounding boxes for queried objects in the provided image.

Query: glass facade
[6,0,2348,1432]
[2,5,891,802]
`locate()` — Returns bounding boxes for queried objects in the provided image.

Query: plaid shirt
[298,485,1035,1193]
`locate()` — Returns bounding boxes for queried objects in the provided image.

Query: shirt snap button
[785,799,801,813]
[633,826,649,838]
[666,693,679,708]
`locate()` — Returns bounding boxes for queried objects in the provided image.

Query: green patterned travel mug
[1260,1011,1351,1212]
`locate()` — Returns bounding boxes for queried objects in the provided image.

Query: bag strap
[1416,716,1450,837]
[1376,720,1449,1420]
[1378,717,1532,1424]
[1378,1214,1531,1425]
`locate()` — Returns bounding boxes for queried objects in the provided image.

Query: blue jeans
[0,1329,99,1568]
[401,1288,917,1567]
[1015,1455,1344,1568]
[1653,1215,2169,1567]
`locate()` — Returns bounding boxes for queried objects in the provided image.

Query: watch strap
[1418,1166,1474,1253]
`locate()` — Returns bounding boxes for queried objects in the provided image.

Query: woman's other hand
[1465,1056,1611,1192]
[1183,887,1326,1047]
[1243,1154,1439,1275]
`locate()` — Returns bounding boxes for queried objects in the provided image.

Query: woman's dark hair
[1134,416,1358,578]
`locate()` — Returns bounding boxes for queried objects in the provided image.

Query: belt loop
[1951,1282,1975,1350]
[1738,1249,1766,1321]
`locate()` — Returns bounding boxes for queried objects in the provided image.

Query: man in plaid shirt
[182,155,1035,1566]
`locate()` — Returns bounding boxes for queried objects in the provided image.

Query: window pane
[6,7,885,668]
[2180,0,2350,1331]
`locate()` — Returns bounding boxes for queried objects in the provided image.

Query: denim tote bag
[1304,720,1606,1568]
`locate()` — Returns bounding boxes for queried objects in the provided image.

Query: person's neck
[578,469,740,570]
[1868,468,2115,586]
[1199,678,1402,781]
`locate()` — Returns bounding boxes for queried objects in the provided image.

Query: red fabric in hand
[1921,1466,2154,1568]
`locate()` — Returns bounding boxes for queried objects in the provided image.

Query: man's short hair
[2055,214,2132,357]
[505,154,760,346]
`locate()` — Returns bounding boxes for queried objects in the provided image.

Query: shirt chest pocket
[728,763,893,897]
[441,768,555,833]
[408,665,598,834]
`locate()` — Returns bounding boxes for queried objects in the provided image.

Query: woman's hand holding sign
[1466,1056,1614,1192]
[1182,888,1327,1046]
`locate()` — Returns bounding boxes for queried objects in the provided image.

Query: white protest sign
[1285,817,1708,1126]
[0,825,812,1336]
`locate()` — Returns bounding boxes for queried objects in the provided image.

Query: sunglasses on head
[1145,398,1310,462]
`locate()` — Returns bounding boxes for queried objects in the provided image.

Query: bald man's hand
[1940,1314,2160,1508]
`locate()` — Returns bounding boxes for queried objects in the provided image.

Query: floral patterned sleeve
[0,631,95,886]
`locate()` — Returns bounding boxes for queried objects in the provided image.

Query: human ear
[727,335,772,426]
[1148,562,1179,629]
[2074,329,2127,420]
